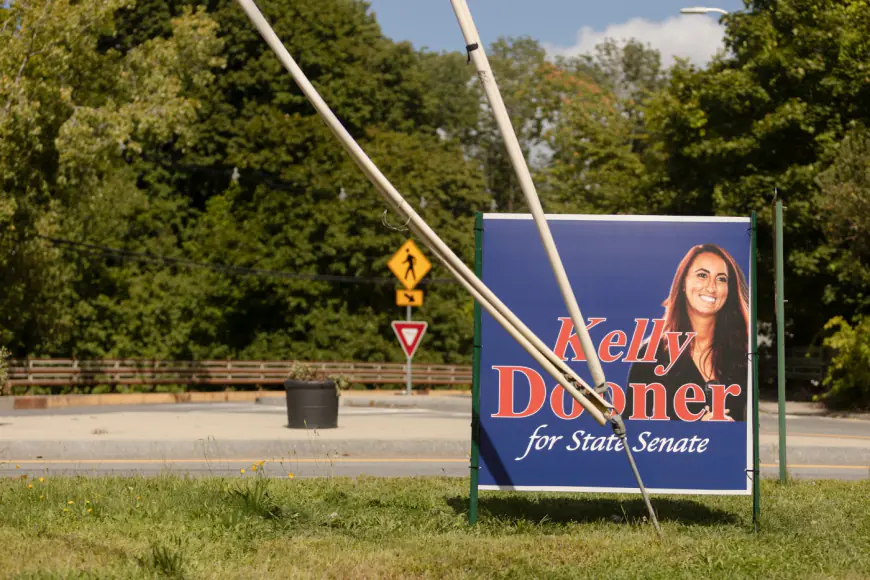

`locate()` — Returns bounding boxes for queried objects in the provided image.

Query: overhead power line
[33,234,456,286]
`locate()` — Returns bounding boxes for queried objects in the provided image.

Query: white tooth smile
[700,295,716,304]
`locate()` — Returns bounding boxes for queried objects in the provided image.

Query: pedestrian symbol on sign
[403,249,417,282]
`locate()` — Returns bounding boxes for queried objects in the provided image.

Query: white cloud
[545,15,726,68]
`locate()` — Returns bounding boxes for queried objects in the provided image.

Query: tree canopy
[2,0,870,403]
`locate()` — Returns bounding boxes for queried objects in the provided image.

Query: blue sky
[366,0,746,66]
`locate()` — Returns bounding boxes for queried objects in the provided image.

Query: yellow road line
[0,459,866,470]
[0,458,468,465]
[760,463,868,471]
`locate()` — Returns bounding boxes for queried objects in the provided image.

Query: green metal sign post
[775,200,787,483]
[469,212,483,526]
[751,211,761,530]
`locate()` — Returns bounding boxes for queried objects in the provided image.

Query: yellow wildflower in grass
[15,465,19,469]
[252,466,257,472]
[240,468,246,474]
[288,473,295,479]
[67,500,74,505]
[87,508,92,513]
[63,508,69,513]
[258,460,265,466]
[39,496,44,500]
[38,477,44,483]
[85,500,90,504]
[27,484,32,489]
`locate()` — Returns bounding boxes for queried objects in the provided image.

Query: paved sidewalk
[0,398,470,461]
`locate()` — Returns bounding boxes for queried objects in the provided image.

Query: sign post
[752,211,761,528]
[407,304,411,394]
[391,321,428,395]
[470,212,484,525]
[388,239,431,394]
[774,200,787,484]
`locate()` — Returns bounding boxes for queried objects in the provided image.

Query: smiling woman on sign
[626,244,750,422]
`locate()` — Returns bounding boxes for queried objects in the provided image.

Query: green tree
[817,315,870,410]
[468,37,551,213]
[816,125,870,309]
[812,126,870,407]
[0,1,225,358]
[542,40,667,214]
[78,0,489,363]
[574,38,666,102]
[644,0,870,345]
[418,49,479,144]
[0,0,123,354]
[565,37,666,157]
[183,126,487,363]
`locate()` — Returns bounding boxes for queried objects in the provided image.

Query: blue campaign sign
[478,215,754,494]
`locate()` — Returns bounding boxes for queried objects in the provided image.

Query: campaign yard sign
[478,214,755,495]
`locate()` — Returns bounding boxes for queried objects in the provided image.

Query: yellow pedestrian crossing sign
[388,239,431,290]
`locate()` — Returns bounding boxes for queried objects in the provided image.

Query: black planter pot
[284,379,338,429]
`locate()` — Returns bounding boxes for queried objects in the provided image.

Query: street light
[680,6,729,15]
[678,5,729,64]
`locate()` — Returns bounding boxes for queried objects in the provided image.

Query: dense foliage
[2,0,870,403]
[818,315,870,410]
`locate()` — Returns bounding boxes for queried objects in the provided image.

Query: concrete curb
[0,390,471,411]
[251,394,472,413]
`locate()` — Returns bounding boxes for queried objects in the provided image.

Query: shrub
[0,346,8,394]
[816,316,870,410]
[286,361,350,397]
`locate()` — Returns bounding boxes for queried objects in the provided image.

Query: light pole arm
[680,6,729,15]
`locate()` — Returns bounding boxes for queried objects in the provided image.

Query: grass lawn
[1,469,868,579]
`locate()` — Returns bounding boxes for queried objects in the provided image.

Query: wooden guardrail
[772,348,829,383]
[2,349,828,395]
[4,359,473,394]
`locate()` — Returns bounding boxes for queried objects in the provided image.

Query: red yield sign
[391,321,428,359]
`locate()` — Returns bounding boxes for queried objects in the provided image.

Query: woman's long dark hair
[660,244,749,382]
